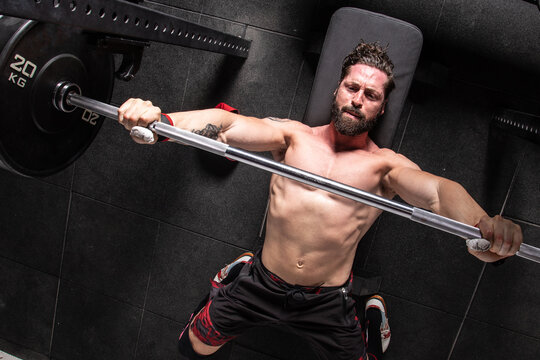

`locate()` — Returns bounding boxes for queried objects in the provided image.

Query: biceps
[220,116,289,152]
[384,167,442,210]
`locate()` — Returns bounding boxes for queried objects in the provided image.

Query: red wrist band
[157,113,174,142]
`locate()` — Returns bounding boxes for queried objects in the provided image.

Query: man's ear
[379,100,388,116]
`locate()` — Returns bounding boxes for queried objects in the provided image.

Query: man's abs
[261,177,382,287]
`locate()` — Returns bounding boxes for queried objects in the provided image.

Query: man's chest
[283,140,387,194]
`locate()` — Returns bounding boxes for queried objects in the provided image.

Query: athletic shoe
[213,252,254,285]
[365,295,391,353]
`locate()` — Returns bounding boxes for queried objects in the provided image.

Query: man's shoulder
[263,117,314,134]
[373,148,420,170]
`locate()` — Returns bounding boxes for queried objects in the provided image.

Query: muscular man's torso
[262,123,404,287]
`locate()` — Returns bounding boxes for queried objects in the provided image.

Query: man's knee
[178,326,223,359]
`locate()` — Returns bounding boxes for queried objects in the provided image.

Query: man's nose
[351,91,364,107]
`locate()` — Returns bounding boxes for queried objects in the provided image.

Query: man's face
[331,64,388,136]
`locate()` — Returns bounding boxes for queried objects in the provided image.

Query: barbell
[1,16,539,264]
[51,80,539,264]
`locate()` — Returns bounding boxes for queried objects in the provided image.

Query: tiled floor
[1,1,539,359]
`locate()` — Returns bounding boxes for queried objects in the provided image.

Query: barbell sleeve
[63,89,540,264]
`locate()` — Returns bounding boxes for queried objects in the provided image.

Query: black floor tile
[468,223,540,339]
[504,146,540,224]
[62,195,159,306]
[134,311,184,360]
[144,223,248,321]
[365,213,484,315]
[436,0,539,74]
[398,84,496,208]
[0,171,69,275]
[230,345,280,360]
[450,318,540,360]
[235,326,320,360]
[73,114,269,249]
[181,15,247,111]
[483,125,527,216]
[349,0,445,38]
[109,5,198,111]
[0,259,57,355]
[382,294,461,360]
[202,0,317,37]
[110,45,195,112]
[38,165,74,189]
[51,281,142,360]
[199,26,306,119]
[291,57,316,122]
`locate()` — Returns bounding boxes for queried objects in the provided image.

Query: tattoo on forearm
[192,124,222,140]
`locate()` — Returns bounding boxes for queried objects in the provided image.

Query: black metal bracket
[0,0,251,58]
[97,36,149,81]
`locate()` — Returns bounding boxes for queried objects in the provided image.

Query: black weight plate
[0,16,114,177]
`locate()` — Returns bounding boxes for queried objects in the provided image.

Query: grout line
[47,173,75,356]
[396,104,414,152]
[499,154,524,217]
[446,262,486,360]
[68,191,246,252]
[287,59,305,120]
[446,151,524,359]
[508,217,540,228]
[133,222,161,358]
[433,0,447,38]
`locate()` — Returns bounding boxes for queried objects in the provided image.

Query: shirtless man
[117,42,522,360]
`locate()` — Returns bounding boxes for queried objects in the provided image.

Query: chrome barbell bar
[61,83,540,264]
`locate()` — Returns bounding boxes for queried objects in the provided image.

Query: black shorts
[191,251,367,360]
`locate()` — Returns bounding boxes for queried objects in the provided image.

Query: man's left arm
[383,163,523,262]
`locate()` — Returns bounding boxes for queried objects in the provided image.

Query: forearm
[433,179,487,226]
[167,109,237,141]
[434,179,521,262]
[387,164,522,262]
[167,108,288,151]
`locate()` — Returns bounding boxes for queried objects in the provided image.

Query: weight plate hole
[85,5,91,15]
[112,12,117,21]
[53,0,60,8]
[69,1,76,11]
[124,15,129,23]
[134,17,140,26]
[99,8,105,18]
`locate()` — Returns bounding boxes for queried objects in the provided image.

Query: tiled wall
[1,1,539,359]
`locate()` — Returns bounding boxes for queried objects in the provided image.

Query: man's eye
[366,92,379,100]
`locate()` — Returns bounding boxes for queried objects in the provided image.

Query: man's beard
[330,98,379,136]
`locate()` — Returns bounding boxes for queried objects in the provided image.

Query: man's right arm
[117,98,295,152]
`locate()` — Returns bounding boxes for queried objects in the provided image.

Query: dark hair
[340,41,395,98]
